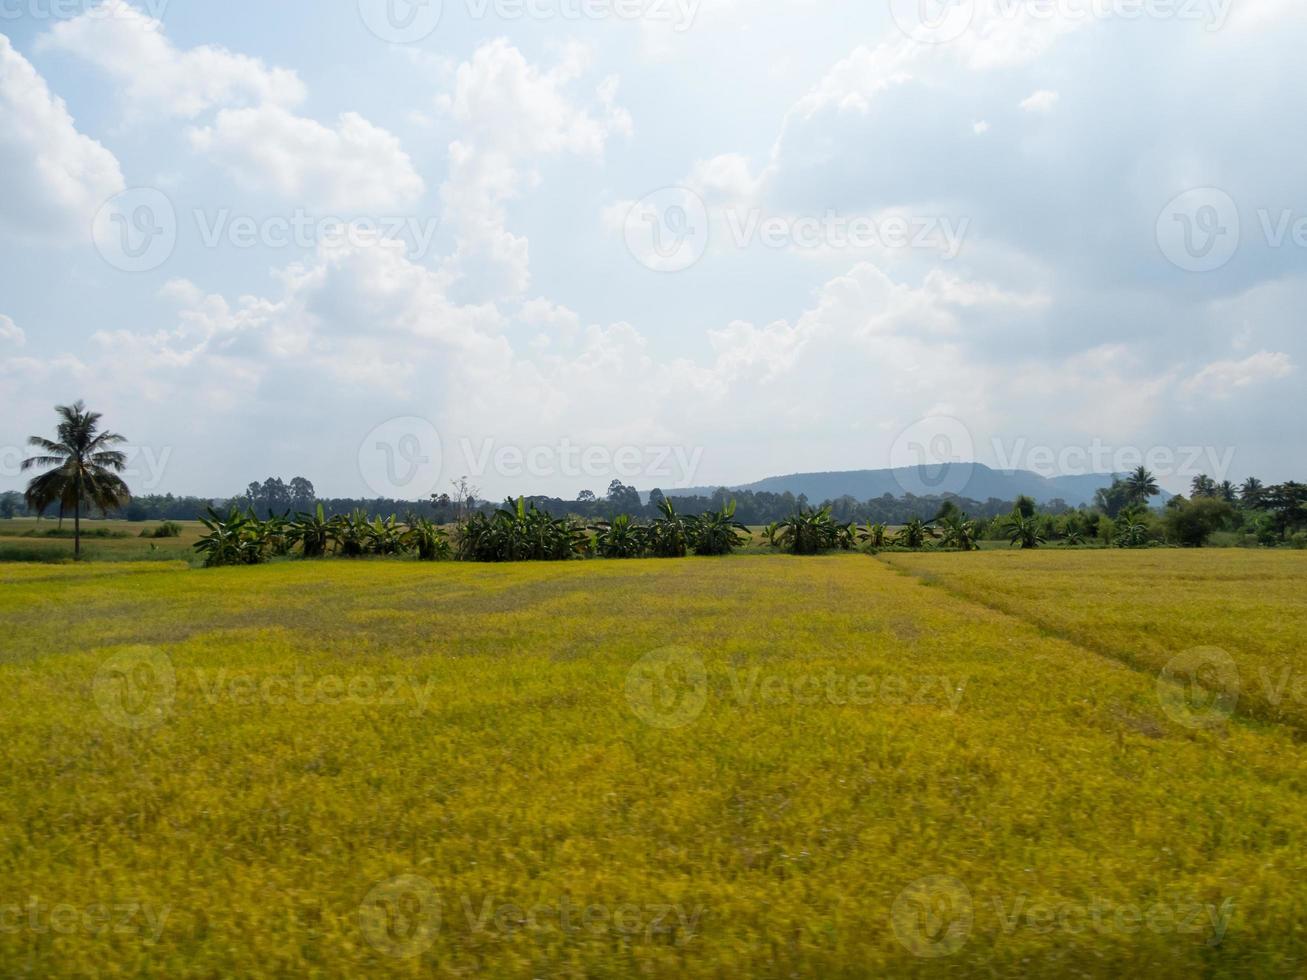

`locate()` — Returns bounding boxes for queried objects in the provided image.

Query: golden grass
[882,549,1307,731]
[0,519,203,564]
[2,554,1306,976]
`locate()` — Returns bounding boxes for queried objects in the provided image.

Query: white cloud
[188,106,425,212]
[38,0,305,119]
[685,153,765,204]
[1183,351,1294,399]
[0,35,124,242]
[1020,89,1060,113]
[437,40,632,297]
[0,314,26,346]
[973,120,990,134]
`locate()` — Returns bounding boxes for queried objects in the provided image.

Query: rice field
[2,552,1306,976]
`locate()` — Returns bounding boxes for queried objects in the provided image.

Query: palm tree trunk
[74,472,81,560]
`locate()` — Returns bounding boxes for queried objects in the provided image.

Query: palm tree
[1124,466,1160,506]
[1240,477,1265,509]
[1217,480,1238,504]
[1190,474,1217,499]
[22,401,130,558]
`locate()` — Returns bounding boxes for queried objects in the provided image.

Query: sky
[0,0,1304,502]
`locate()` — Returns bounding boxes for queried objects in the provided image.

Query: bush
[1164,498,1235,547]
[142,521,182,539]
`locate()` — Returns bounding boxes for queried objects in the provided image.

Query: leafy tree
[1264,482,1307,540]
[1013,495,1037,519]
[22,401,131,558]
[288,476,316,510]
[606,480,642,514]
[1093,479,1133,519]
[0,491,19,519]
[577,489,597,504]
[1164,497,1235,547]
[261,477,290,514]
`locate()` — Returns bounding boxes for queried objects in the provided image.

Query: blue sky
[1,0,1303,501]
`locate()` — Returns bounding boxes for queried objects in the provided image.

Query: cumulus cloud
[1183,351,1294,399]
[188,106,425,212]
[0,35,124,242]
[437,40,632,298]
[1019,89,1059,113]
[39,2,420,213]
[0,314,25,346]
[38,0,305,118]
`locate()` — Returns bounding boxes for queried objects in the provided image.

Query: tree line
[11,403,1307,557]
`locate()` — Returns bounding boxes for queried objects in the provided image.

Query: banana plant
[457,498,589,562]
[592,514,648,559]
[404,517,451,561]
[937,514,980,551]
[775,507,843,554]
[194,506,266,567]
[648,497,690,558]
[330,509,371,558]
[858,522,890,549]
[1114,516,1151,549]
[686,500,749,556]
[291,503,332,558]
[896,517,937,550]
[1003,513,1046,550]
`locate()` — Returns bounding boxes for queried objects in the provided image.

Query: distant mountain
[659,464,1162,508]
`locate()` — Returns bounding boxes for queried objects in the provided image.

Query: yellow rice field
[1,552,1306,976]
